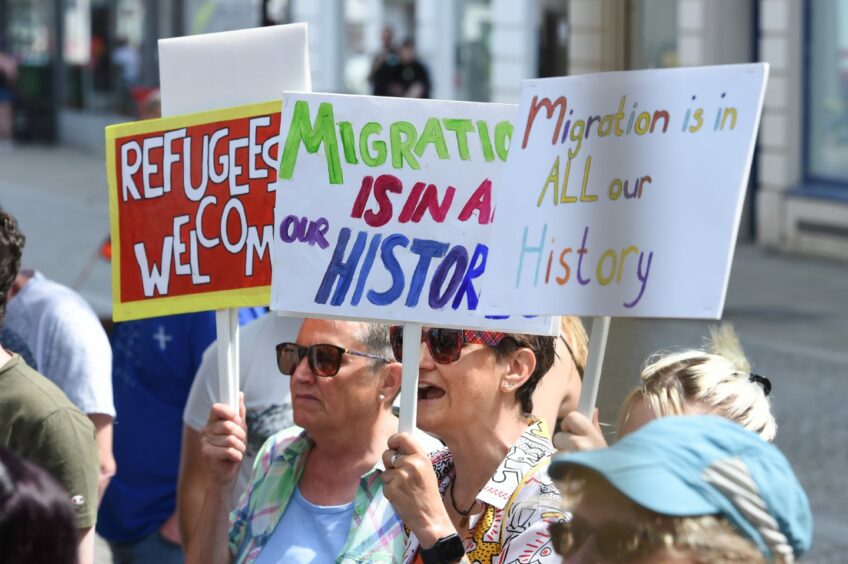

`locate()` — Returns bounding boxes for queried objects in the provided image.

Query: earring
[379,394,386,401]
[502,383,512,391]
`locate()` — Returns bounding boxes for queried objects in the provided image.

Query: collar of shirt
[402,419,561,564]
[431,418,555,509]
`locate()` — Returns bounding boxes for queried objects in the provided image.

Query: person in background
[0,211,99,564]
[556,325,776,452]
[533,316,588,436]
[177,313,303,547]
[98,309,265,564]
[369,26,399,96]
[5,265,116,500]
[0,446,79,564]
[392,38,431,99]
[187,319,440,563]
[112,38,141,88]
[382,326,563,563]
[548,416,812,563]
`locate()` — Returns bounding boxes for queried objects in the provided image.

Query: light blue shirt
[253,486,355,563]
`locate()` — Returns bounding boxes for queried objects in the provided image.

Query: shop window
[806,0,848,184]
[628,0,678,70]
[457,0,491,102]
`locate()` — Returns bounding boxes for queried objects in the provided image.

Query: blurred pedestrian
[0,446,78,564]
[382,326,563,563]
[533,316,588,435]
[0,211,100,564]
[177,313,303,546]
[186,319,440,562]
[393,38,431,99]
[369,26,399,96]
[0,35,17,147]
[112,38,141,88]
[555,324,777,452]
[98,309,264,564]
[548,415,812,563]
[5,266,116,500]
[111,38,141,115]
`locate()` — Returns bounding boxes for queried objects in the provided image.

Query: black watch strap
[420,533,465,563]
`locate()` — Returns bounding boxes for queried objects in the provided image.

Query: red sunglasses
[389,326,511,364]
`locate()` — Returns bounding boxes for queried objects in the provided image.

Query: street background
[0,143,846,562]
[2,0,847,562]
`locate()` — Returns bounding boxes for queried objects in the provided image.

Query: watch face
[437,534,466,561]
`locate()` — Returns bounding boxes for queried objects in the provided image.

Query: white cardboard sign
[482,64,768,319]
[271,93,556,334]
[159,23,311,116]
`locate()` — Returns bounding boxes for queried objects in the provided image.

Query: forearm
[77,527,95,564]
[88,413,115,500]
[178,474,209,545]
[185,487,234,564]
[178,426,213,544]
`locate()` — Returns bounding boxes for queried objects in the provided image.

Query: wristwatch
[420,533,465,563]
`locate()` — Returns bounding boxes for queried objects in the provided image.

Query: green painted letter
[389,121,420,170]
[279,100,343,184]
[359,122,387,166]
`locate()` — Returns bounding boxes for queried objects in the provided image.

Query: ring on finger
[390,452,401,468]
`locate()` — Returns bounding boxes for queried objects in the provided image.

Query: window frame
[800,0,848,198]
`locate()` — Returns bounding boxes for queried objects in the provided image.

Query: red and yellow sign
[106,101,281,320]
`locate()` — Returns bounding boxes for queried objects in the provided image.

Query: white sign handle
[577,316,611,418]
[398,322,422,434]
[215,308,240,413]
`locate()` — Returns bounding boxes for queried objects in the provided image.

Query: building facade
[564,0,848,261]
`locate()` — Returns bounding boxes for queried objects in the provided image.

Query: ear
[500,347,536,394]
[378,361,402,407]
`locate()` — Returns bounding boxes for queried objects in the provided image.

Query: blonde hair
[560,316,589,378]
[556,469,770,563]
[618,325,776,441]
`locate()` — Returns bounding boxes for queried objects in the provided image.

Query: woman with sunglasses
[381,326,563,564]
[547,416,811,563]
[190,319,441,563]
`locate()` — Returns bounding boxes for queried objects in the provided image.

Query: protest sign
[482,63,768,319]
[159,23,310,116]
[270,93,556,334]
[157,22,310,411]
[106,101,282,321]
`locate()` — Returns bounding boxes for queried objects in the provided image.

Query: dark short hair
[0,447,77,563]
[0,212,24,327]
[496,333,556,414]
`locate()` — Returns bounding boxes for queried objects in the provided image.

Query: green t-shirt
[0,354,99,528]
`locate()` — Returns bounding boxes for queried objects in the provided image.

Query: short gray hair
[355,322,393,361]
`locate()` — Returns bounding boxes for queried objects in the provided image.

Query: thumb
[562,411,594,435]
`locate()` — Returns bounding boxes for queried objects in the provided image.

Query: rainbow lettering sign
[270,93,556,334]
[482,64,768,319]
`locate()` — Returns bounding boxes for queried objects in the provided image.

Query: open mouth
[418,384,445,401]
